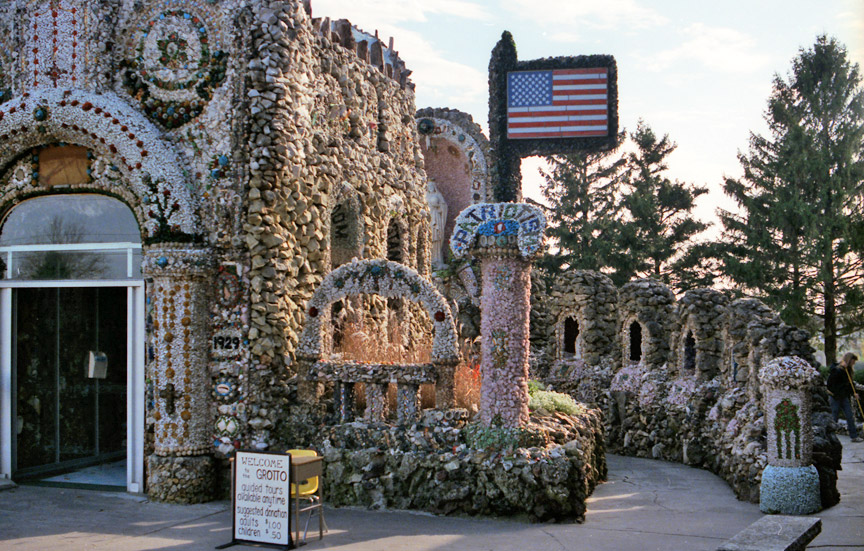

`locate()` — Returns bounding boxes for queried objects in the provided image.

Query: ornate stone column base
[147,455,216,504]
[760,464,821,514]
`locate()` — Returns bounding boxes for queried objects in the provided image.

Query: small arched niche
[331,196,363,269]
[628,320,643,363]
[682,330,696,373]
[563,316,581,359]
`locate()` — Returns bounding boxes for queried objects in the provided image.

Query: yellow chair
[287,449,326,542]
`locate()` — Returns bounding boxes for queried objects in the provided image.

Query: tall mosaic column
[758,356,822,514]
[143,243,216,503]
[450,203,545,427]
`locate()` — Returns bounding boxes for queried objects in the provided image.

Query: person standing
[827,352,862,442]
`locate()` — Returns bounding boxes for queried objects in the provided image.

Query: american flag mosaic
[507,68,609,139]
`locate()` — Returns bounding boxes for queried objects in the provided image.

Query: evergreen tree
[615,121,710,290]
[537,131,627,274]
[718,35,864,365]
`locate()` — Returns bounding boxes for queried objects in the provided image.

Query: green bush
[461,421,545,451]
[527,380,546,395]
[529,389,584,416]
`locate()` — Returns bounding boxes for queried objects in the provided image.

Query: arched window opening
[563,316,580,357]
[683,331,696,371]
[387,220,403,262]
[0,194,141,280]
[331,198,362,269]
[331,300,346,351]
[629,321,642,363]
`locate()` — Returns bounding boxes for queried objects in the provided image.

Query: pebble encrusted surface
[299,408,606,522]
[0,0,433,502]
[532,275,838,508]
[147,455,215,504]
[760,465,822,515]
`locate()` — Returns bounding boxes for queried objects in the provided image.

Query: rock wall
[0,0,433,500]
[533,270,619,409]
[281,408,607,522]
[538,274,841,508]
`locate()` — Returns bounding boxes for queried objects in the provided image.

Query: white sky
[310,0,864,233]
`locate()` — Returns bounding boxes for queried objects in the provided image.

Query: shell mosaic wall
[531,273,838,507]
[0,0,432,501]
[0,0,840,511]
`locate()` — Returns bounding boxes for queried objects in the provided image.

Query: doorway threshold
[22,459,126,492]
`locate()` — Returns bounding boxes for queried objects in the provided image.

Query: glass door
[13,287,127,478]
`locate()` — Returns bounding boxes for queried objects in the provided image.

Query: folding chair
[287,449,326,542]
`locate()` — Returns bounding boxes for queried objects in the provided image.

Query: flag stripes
[507,68,609,139]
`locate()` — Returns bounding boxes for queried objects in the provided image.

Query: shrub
[461,420,546,451]
[529,388,584,416]
[527,380,546,395]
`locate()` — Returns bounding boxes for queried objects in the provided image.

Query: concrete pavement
[0,437,861,551]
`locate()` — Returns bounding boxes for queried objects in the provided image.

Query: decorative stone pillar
[758,356,822,514]
[450,203,545,427]
[143,243,215,503]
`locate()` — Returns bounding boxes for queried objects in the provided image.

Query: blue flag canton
[507,70,553,108]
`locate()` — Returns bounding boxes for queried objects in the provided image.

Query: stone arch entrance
[0,89,215,500]
[296,259,459,422]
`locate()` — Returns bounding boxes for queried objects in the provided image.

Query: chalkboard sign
[218,450,293,550]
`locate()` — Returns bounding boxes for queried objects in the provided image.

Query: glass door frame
[0,277,145,493]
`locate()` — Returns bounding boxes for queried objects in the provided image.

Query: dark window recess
[629,321,642,362]
[331,300,345,349]
[683,331,696,371]
[563,316,579,355]
[387,220,403,262]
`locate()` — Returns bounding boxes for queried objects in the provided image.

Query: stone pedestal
[143,244,215,502]
[758,356,821,514]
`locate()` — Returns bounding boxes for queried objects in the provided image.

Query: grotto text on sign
[230,451,292,548]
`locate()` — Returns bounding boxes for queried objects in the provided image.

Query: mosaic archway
[298,259,459,363]
[0,88,199,239]
[0,88,217,500]
[296,259,459,416]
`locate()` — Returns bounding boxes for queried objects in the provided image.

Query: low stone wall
[603,368,841,508]
[280,408,606,522]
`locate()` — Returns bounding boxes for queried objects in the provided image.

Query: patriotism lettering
[449,203,546,259]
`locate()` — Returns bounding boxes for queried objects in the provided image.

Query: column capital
[449,202,546,261]
[143,243,214,278]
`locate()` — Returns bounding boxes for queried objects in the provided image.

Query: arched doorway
[0,194,146,492]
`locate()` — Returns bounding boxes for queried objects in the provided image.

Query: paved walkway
[0,437,861,551]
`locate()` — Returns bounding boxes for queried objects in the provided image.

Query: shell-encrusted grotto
[0,0,840,522]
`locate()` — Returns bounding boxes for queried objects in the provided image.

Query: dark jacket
[827,364,855,399]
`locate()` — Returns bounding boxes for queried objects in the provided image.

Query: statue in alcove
[426,180,447,268]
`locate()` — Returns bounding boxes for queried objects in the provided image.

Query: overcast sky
[310,0,864,231]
